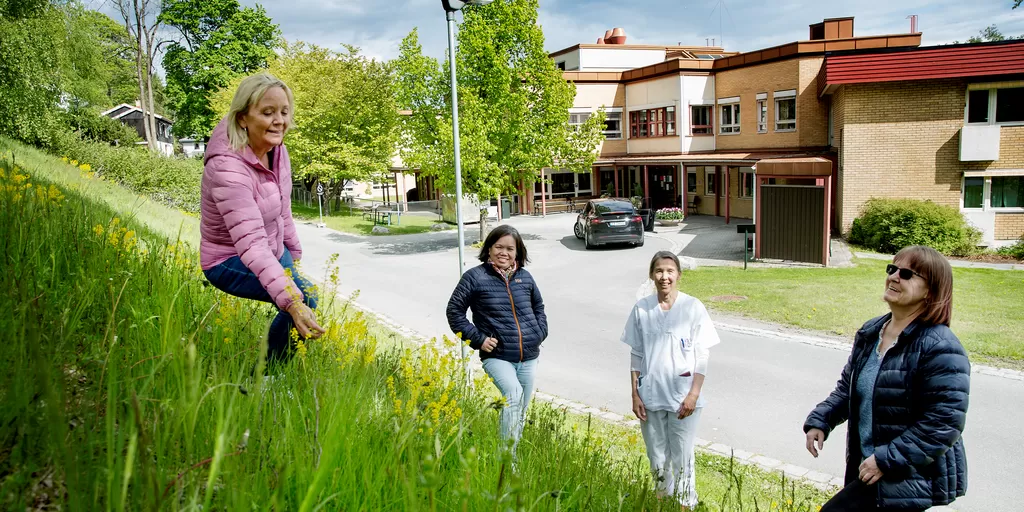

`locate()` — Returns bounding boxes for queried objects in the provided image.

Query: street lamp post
[441,0,491,383]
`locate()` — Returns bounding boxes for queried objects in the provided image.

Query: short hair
[893,245,954,326]
[478,225,529,268]
[226,73,295,151]
[649,251,681,277]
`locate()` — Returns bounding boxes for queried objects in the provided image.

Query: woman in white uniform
[622,251,721,510]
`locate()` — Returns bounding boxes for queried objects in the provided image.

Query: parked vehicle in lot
[574,198,645,249]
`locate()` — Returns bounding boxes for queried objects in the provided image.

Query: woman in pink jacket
[201,73,324,365]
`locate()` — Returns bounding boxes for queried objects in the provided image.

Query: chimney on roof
[603,27,626,45]
[596,37,605,44]
[809,17,854,40]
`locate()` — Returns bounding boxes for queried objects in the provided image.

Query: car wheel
[584,229,595,250]
[574,221,584,240]
[635,236,645,248]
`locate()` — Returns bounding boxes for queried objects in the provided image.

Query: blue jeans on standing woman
[203,248,317,365]
[482,358,538,452]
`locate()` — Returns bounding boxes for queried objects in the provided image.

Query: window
[569,112,591,130]
[966,87,1024,124]
[963,177,984,209]
[705,168,718,196]
[775,99,796,131]
[556,61,566,71]
[756,99,768,133]
[967,90,990,123]
[992,176,1024,208]
[687,172,697,194]
[603,111,623,139]
[690,105,712,135]
[720,104,740,134]
[995,87,1024,123]
[629,107,676,138]
[578,172,592,193]
[740,168,755,198]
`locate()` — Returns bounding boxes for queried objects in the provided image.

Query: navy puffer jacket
[804,314,970,509]
[446,263,548,363]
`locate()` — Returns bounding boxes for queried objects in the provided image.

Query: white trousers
[640,408,702,508]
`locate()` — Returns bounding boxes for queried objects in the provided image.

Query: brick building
[527,17,1024,247]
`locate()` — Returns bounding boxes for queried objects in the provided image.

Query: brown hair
[649,251,681,278]
[893,245,953,326]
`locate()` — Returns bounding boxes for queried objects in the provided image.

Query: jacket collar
[857,312,927,343]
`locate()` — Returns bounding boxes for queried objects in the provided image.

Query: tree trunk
[145,54,158,154]
[478,207,489,242]
[134,36,153,151]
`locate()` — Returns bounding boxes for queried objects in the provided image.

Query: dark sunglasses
[886,264,924,280]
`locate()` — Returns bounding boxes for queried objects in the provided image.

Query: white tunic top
[621,293,721,413]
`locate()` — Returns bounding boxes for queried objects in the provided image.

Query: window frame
[690,105,713,136]
[569,110,591,131]
[603,109,623,140]
[705,168,718,196]
[962,176,984,210]
[774,90,797,132]
[739,167,755,199]
[686,170,698,194]
[990,175,1024,210]
[718,97,740,135]
[966,86,1024,126]
[756,97,768,133]
[629,106,677,139]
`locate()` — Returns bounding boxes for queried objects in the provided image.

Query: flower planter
[658,219,680,227]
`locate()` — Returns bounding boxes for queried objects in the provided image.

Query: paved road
[294,214,1022,512]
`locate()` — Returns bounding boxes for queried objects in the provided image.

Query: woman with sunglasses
[804,245,970,511]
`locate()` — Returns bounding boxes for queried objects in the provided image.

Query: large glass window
[720,104,740,134]
[691,105,712,135]
[991,176,1023,208]
[963,177,984,209]
[775,97,796,131]
[995,87,1024,123]
[967,90,990,124]
[603,111,622,139]
[630,107,676,138]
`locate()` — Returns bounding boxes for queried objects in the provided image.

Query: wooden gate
[759,185,824,264]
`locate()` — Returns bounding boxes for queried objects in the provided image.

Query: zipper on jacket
[502,277,524,362]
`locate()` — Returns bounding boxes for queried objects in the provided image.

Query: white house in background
[179,138,206,159]
[100,103,175,156]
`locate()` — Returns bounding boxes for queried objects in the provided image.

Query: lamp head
[441,0,493,12]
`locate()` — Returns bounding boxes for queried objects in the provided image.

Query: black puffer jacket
[446,263,548,363]
[804,314,970,509]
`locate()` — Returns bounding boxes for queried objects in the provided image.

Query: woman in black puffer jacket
[447,225,547,454]
[804,245,970,511]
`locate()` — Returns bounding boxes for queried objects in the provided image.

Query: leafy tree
[82,10,141,108]
[160,0,280,139]
[1015,0,1021,9]
[393,0,604,238]
[957,24,1024,43]
[0,1,66,144]
[112,0,163,153]
[211,41,400,213]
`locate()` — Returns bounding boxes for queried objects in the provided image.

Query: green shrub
[60,106,142,146]
[46,129,202,212]
[997,239,1024,261]
[849,198,981,256]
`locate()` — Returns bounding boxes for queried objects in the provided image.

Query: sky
[93,0,1024,65]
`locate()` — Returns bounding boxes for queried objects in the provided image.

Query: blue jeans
[203,249,318,365]
[482,358,538,449]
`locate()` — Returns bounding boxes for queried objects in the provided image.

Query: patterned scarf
[490,259,518,282]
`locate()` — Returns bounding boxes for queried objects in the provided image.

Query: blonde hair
[226,72,295,151]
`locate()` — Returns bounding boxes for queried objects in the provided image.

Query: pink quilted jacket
[200,117,303,310]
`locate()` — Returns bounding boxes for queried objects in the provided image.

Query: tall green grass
[0,148,829,510]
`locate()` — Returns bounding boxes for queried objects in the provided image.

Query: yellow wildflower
[93,224,104,237]
[78,163,91,172]
[70,160,78,166]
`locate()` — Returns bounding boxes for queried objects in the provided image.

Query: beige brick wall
[832,86,847,231]
[995,213,1024,241]
[713,57,828,150]
[836,79,1024,232]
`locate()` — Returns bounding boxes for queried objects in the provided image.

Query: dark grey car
[573,198,645,250]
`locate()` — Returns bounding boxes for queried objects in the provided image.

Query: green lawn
[680,258,1024,369]
[292,203,450,236]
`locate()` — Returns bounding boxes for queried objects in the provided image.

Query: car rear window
[595,201,634,215]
